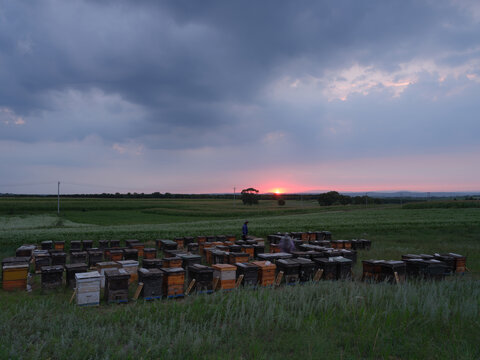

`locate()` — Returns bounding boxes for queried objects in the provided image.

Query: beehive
[50,252,67,266]
[125,239,139,248]
[130,243,144,257]
[75,271,102,306]
[123,249,139,261]
[164,249,186,258]
[162,267,185,298]
[82,240,93,251]
[178,254,202,271]
[109,239,121,248]
[70,240,82,251]
[204,248,215,265]
[270,244,281,253]
[379,261,406,283]
[307,232,316,242]
[446,253,466,273]
[253,238,265,246]
[2,263,29,291]
[196,236,206,246]
[41,265,64,289]
[228,244,241,253]
[212,250,228,265]
[174,237,184,250]
[70,251,87,264]
[235,262,259,286]
[313,258,338,280]
[361,260,384,281]
[104,268,130,303]
[276,259,300,284]
[216,235,227,242]
[188,264,214,293]
[206,236,216,242]
[241,245,254,259]
[41,241,53,250]
[404,258,429,279]
[65,263,88,288]
[253,245,265,259]
[138,268,164,299]
[212,264,237,290]
[301,232,309,242]
[87,249,103,267]
[187,243,199,254]
[251,261,276,286]
[34,252,51,273]
[109,249,124,262]
[142,258,163,270]
[162,257,182,268]
[315,232,326,240]
[323,231,332,240]
[15,244,36,257]
[116,260,139,284]
[96,261,122,288]
[330,240,342,249]
[339,249,357,264]
[267,235,282,244]
[293,257,316,282]
[184,237,194,247]
[54,241,65,251]
[143,248,157,259]
[98,240,109,249]
[158,239,178,251]
[228,252,249,264]
[423,260,448,280]
[226,234,236,242]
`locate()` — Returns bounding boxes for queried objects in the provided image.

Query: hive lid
[138,267,163,276]
[75,271,101,280]
[163,256,182,261]
[293,257,314,265]
[161,267,185,274]
[178,254,201,260]
[104,268,129,277]
[3,263,29,270]
[41,265,64,272]
[17,244,36,250]
[212,264,237,271]
[381,260,405,265]
[65,263,88,270]
[251,261,276,269]
[97,261,120,267]
[362,259,385,264]
[2,257,30,265]
[188,264,213,272]
[234,262,259,269]
[116,260,139,266]
[277,259,300,266]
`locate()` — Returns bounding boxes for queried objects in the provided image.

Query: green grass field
[0,198,479,359]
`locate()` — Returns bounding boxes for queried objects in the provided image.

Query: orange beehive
[143,248,157,259]
[252,261,276,286]
[110,249,124,261]
[212,264,237,290]
[226,235,236,242]
[162,267,185,298]
[308,232,316,242]
[301,233,309,242]
[196,236,206,246]
[270,244,281,253]
[228,252,249,264]
[162,257,182,268]
[54,241,65,251]
[174,238,184,249]
[241,245,255,259]
[2,264,29,291]
[344,241,352,250]
[131,243,145,257]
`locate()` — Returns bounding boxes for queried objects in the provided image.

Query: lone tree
[241,187,259,205]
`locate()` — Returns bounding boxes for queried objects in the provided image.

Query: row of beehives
[362,252,467,283]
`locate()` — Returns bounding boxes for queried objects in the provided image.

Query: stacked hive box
[87,249,103,267]
[162,257,182,268]
[109,249,123,262]
[97,261,122,288]
[41,265,64,289]
[65,263,88,288]
[158,239,177,251]
[380,261,406,283]
[138,268,163,300]
[184,237,194,247]
[335,257,353,279]
[253,245,265,259]
[241,245,254,259]
[313,258,339,280]
[179,254,202,278]
[34,251,51,273]
[212,264,237,290]
[235,262,259,286]
[270,244,281,253]
[104,268,130,303]
[123,249,138,261]
[212,250,227,265]
[188,264,214,293]
[82,240,93,251]
[16,245,36,257]
[228,252,249,264]
[276,259,300,284]
[293,257,316,282]
[51,251,67,266]
[75,271,102,306]
[2,263,29,291]
[70,251,87,264]
[252,261,276,286]
[362,260,384,281]
[174,238,184,250]
[131,243,145,257]
[143,248,157,259]
[162,267,185,298]
[142,258,163,270]
[116,260,139,284]
[125,239,138,248]
[42,241,53,250]
[54,241,65,251]
[70,241,82,251]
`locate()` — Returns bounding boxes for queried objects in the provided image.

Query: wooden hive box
[187,243,199,254]
[164,249,186,258]
[323,231,332,240]
[446,253,466,273]
[49,251,67,266]
[276,259,300,284]
[138,268,164,299]
[423,260,449,280]
[380,261,406,283]
[301,232,309,242]
[54,241,65,251]
[130,243,145,257]
[123,248,139,261]
[41,265,64,289]
[307,232,316,242]
[15,244,36,258]
[270,244,281,253]
[161,267,185,298]
[226,235,236,242]
[70,251,87,265]
[241,245,254,259]
[41,241,53,250]
[235,262,259,286]
[70,241,82,251]
[174,238,185,250]
[179,254,202,271]
[292,257,316,282]
[98,240,109,249]
[315,231,326,240]
[159,239,178,251]
[109,239,121,248]
[104,268,130,303]
[251,261,276,286]
[228,244,241,253]
[109,249,124,262]
[142,258,163,270]
[228,252,249,265]
[211,250,228,265]
[212,264,237,290]
[204,248,215,265]
[339,249,357,264]
[82,240,94,251]
[65,263,88,288]
[188,264,214,293]
[360,239,371,250]
[125,239,139,248]
[75,271,102,306]
[334,256,353,280]
[87,249,103,267]
[116,260,139,284]
[96,261,122,288]
[404,259,429,279]
[162,257,182,268]
[253,245,265,259]
[313,258,338,280]
[143,248,157,260]
[2,257,30,281]
[183,237,194,247]
[2,263,29,291]
[343,240,352,250]
[330,240,342,249]
[34,252,51,273]
[361,260,384,281]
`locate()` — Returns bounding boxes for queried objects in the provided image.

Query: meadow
[0,197,479,359]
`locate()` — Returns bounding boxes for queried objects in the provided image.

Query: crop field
[0,197,479,359]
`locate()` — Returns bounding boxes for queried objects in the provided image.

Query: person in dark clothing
[279,234,295,253]
[242,221,249,240]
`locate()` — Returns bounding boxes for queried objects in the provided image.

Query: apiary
[51,251,67,266]
[41,241,53,250]
[123,249,139,261]
[75,271,102,306]
[96,261,122,288]
[188,264,214,293]
[270,243,281,253]
[116,260,139,284]
[162,256,182,268]
[41,265,64,289]
[293,257,316,282]
[142,258,163,270]
[54,241,65,251]
[143,248,157,259]
[70,241,82,251]
[125,239,139,248]
[162,267,185,298]
[138,268,164,299]
[187,243,199,254]
[226,235,236,242]
[82,240,93,251]
[251,261,276,286]
[235,262,259,286]
[98,240,109,249]
[70,251,87,264]
[212,264,237,290]
[361,260,385,281]
[65,263,88,288]
[178,253,202,271]
[2,263,29,291]
[109,249,124,261]
[313,258,338,280]
[380,260,406,283]
[241,245,254,259]
[253,245,265,259]
[110,239,121,248]
[16,244,36,257]
[104,268,130,303]
[228,252,249,264]
[276,259,300,284]
[87,249,103,267]
[173,237,184,249]
[34,252,51,272]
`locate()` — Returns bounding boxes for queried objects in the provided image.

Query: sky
[1,0,480,194]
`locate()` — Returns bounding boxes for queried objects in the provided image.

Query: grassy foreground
[0,198,479,359]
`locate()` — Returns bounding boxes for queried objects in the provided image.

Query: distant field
[0,197,479,359]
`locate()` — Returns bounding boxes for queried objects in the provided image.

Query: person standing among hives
[242,221,249,240]
[279,234,295,253]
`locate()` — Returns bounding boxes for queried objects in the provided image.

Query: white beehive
[75,271,102,306]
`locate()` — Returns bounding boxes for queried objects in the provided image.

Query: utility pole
[57,181,60,215]
[365,192,367,208]
[233,186,236,207]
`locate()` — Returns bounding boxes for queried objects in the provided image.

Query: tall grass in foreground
[0,278,478,359]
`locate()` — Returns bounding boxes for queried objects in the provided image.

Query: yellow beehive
[2,264,29,291]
